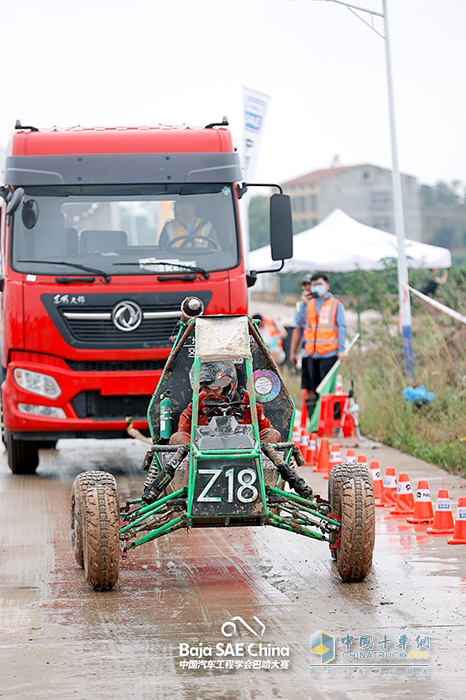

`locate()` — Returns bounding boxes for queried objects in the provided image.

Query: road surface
[1,438,465,699]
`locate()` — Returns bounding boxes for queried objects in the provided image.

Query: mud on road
[1,438,465,699]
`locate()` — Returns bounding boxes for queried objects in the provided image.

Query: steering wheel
[166,233,220,252]
[203,397,243,418]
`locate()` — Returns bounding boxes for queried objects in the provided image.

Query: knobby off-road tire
[71,471,101,568]
[328,463,375,582]
[328,462,370,559]
[5,429,39,474]
[81,472,120,591]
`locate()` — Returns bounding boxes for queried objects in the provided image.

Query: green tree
[421,180,466,249]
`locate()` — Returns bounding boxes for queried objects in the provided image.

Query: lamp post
[302,0,414,376]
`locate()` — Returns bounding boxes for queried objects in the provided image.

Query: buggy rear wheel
[80,471,120,590]
[328,463,375,582]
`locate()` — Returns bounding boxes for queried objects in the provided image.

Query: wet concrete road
[1,438,465,700]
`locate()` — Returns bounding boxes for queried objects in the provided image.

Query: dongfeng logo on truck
[112,301,143,331]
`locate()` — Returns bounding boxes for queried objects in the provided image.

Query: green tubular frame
[121,317,340,550]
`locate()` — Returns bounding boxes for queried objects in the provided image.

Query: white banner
[240,87,271,272]
[408,285,466,325]
[243,87,271,182]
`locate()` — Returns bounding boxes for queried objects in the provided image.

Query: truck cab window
[11,184,239,277]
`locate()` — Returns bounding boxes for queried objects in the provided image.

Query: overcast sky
[1,0,465,187]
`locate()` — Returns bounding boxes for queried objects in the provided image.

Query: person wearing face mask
[289,273,347,420]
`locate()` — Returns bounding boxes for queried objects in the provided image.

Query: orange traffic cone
[426,489,455,535]
[447,498,466,545]
[390,473,415,515]
[305,433,318,467]
[299,429,309,459]
[375,467,397,508]
[346,448,356,464]
[369,460,383,500]
[406,480,434,524]
[324,443,342,480]
[314,438,330,473]
[357,453,368,468]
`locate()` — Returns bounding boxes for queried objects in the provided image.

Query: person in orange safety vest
[289,273,347,420]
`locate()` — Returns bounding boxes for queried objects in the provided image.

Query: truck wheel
[1,399,6,446]
[328,463,375,582]
[36,440,58,450]
[71,471,100,568]
[81,472,120,590]
[5,430,39,474]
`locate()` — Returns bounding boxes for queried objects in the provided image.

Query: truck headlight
[18,404,67,419]
[14,369,62,399]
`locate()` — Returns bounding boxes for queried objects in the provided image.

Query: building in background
[282,164,422,241]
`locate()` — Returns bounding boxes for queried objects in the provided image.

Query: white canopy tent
[249,209,452,273]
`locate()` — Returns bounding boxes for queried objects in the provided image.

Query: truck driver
[158,197,219,249]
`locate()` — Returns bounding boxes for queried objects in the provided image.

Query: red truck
[0,119,291,474]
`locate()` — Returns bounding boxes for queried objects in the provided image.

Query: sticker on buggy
[252,369,280,403]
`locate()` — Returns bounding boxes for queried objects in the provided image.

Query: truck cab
[0,122,292,474]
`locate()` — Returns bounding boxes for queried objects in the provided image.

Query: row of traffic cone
[292,426,466,545]
[374,466,466,544]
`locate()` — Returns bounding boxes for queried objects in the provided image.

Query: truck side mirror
[270,193,293,261]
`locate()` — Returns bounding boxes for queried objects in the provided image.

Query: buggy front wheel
[328,463,375,582]
[80,471,120,590]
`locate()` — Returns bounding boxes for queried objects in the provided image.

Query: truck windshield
[11,184,239,277]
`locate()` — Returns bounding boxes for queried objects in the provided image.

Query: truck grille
[41,290,212,350]
[71,392,153,420]
[66,359,166,372]
[60,305,180,346]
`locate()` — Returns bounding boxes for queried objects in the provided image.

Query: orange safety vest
[303,297,339,356]
[163,218,213,247]
[261,316,284,352]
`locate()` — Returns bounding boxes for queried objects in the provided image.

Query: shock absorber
[142,446,189,504]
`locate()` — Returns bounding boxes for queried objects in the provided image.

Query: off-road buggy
[71,298,375,590]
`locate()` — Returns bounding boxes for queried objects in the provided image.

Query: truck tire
[5,430,40,474]
[328,463,375,582]
[71,471,100,568]
[81,472,120,590]
[1,398,6,446]
[36,440,58,450]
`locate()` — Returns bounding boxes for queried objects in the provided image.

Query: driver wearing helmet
[169,360,281,445]
[158,197,218,249]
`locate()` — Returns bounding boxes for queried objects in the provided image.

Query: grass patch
[345,312,466,476]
